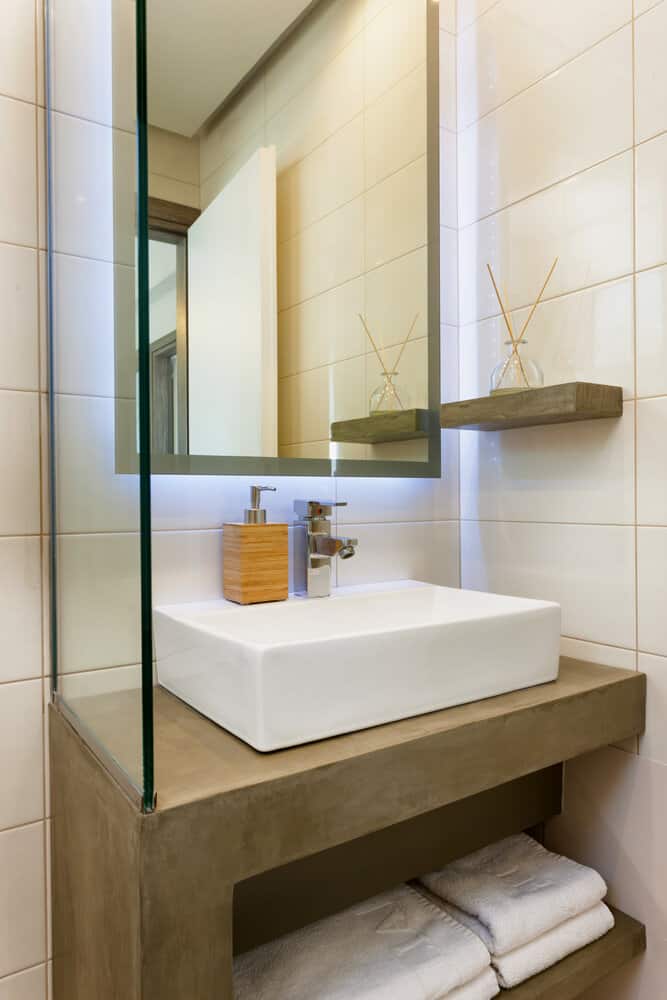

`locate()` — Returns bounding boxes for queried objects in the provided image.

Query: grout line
[459,518,638,527]
[0,961,48,985]
[276,151,427,250]
[459,146,634,233]
[458,19,633,133]
[0,817,45,838]
[278,335,428,382]
[457,0,504,36]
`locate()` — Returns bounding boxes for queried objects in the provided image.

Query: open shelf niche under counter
[440,382,623,432]
[51,658,646,999]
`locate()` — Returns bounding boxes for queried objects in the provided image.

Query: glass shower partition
[45,0,154,809]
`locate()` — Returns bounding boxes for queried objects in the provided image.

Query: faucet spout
[312,535,358,559]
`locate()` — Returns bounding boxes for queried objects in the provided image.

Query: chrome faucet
[293,500,358,598]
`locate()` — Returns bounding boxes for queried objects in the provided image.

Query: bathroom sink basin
[154,581,560,751]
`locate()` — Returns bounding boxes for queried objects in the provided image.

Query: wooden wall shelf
[331,407,431,444]
[506,908,645,1000]
[440,383,623,432]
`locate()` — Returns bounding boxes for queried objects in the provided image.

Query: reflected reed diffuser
[359,313,418,415]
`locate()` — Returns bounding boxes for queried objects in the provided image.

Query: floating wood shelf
[331,407,431,444]
[440,383,623,432]
[506,908,645,1000]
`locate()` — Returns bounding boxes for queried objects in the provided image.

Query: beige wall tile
[278,277,365,377]
[636,130,667,271]
[460,404,635,525]
[365,0,426,105]
[458,0,631,129]
[639,652,667,766]
[0,964,48,1000]
[0,824,46,978]
[365,64,426,189]
[461,520,636,647]
[0,539,42,684]
[0,0,36,104]
[148,126,200,186]
[365,246,428,351]
[459,151,633,325]
[458,27,633,226]
[0,97,37,248]
[637,265,667,398]
[0,244,39,392]
[0,681,43,831]
[148,174,200,210]
[638,527,667,656]
[58,533,142,673]
[635,1,667,143]
[0,392,40,537]
[637,397,667,525]
[365,156,427,270]
[459,277,635,400]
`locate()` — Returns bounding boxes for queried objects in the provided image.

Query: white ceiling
[147,0,315,137]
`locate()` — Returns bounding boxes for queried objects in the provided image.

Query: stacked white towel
[420,834,614,989]
[234,883,499,1000]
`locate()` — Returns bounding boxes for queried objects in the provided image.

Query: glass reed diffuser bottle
[490,340,544,396]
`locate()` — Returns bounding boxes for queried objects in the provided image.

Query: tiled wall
[1,1,50,996]
[148,125,200,210]
[199,0,433,459]
[453,0,667,995]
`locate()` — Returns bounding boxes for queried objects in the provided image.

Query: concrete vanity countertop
[50,657,646,1000]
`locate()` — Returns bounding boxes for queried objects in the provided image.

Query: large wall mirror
[123,0,441,477]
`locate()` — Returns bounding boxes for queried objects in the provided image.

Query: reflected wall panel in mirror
[126,0,440,477]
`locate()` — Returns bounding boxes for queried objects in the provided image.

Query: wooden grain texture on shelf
[506,908,645,1000]
[331,407,431,443]
[147,196,200,235]
[440,383,623,431]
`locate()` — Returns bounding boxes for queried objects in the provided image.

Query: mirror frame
[127,0,441,479]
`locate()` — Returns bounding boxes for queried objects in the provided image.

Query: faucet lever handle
[293,499,347,518]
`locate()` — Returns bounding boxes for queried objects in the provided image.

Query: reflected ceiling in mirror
[135,0,440,477]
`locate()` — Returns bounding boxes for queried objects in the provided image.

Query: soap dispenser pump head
[245,485,276,524]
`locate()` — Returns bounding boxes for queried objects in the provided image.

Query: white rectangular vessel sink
[155,581,561,751]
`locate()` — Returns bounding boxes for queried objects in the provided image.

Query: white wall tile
[51,254,115,397]
[440,128,457,230]
[0,392,40,537]
[54,395,139,534]
[337,521,460,587]
[636,131,667,272]
[461,520,636,647]
[439,1,456,34]
[0,964,47,1000]
[0,681,43,831]
[58,533,141,673]
[639,652,667,765]
[0,97,37,248]
[0,538,42,684]
[59,664,140,702]
[637,265,667,398]
[459,277,635,401]
[460,404,635,524]
[0,244,39,392]
[548,748,667,945]
[458,28,633,227]
[50,0,112,125]
[0,824,46,979]
[439,28,456,132]
[560,636,636,671]
[458,0,501,32]
[0,0,36,104]
[458,0,631,129]
[637,527,667,656]
[51,113,112,261]
[152,531,224,606]
[637,397,667,525]
[459,152,633,325]
[441,226,458,327]
[635,1,667,143]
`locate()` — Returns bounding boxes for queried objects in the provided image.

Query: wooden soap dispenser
[223,485,289,605]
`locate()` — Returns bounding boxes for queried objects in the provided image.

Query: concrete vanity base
[50,658,646,1000]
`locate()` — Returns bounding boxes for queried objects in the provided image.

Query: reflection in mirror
[136,0,440,476]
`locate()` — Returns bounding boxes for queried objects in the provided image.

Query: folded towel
[443,967,499,1000]
[234,884,491,1000]
[420,834,607,955]
[493,902,614,988]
